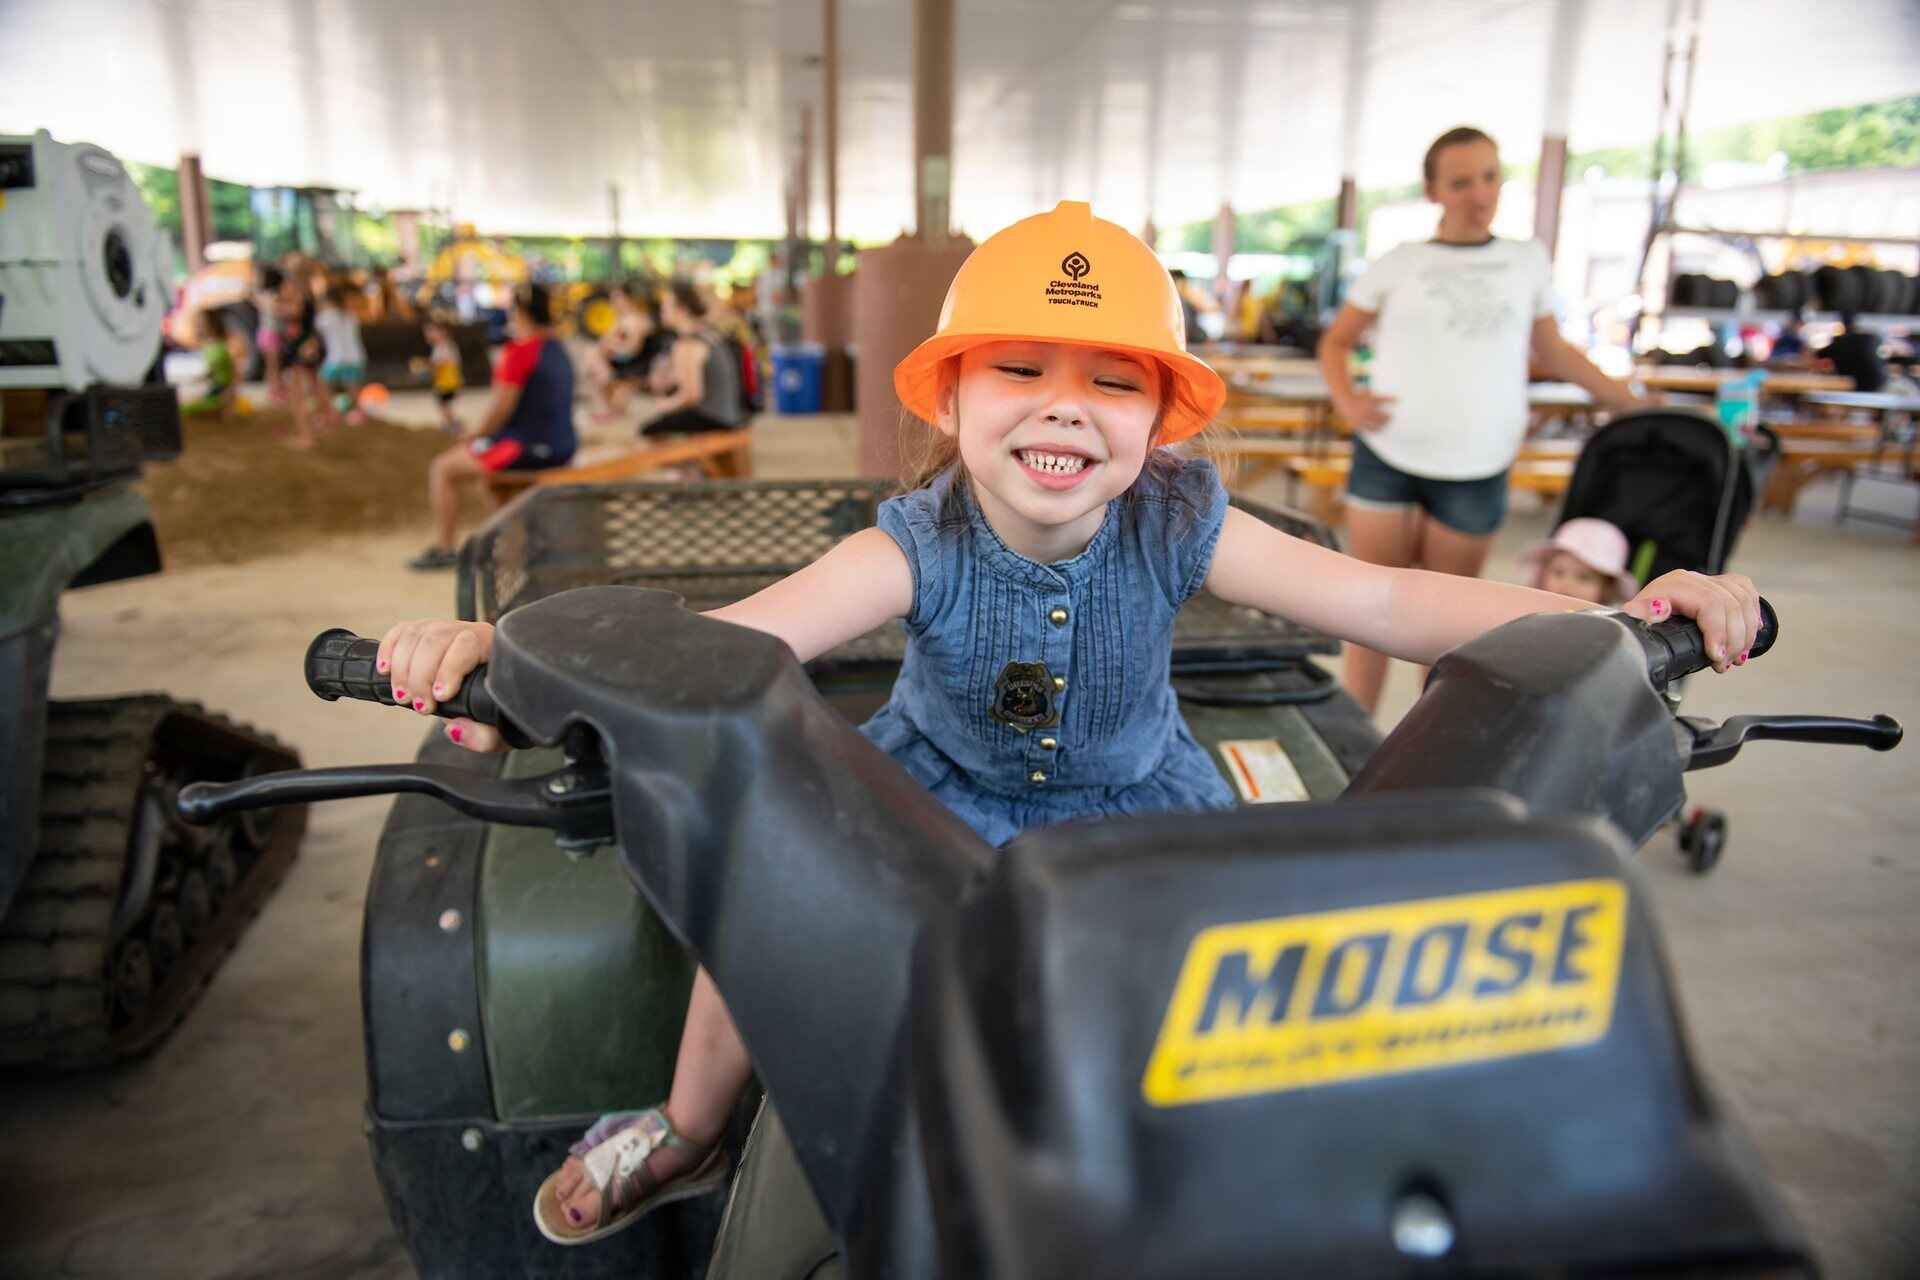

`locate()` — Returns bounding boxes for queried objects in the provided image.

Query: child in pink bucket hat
[1523,517,1640,606]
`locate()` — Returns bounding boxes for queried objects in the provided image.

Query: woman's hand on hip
[376,619,505,750]
[1334,389,1395,432]
[1619,571,1762,674]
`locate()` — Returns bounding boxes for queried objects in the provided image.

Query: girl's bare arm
[1205,508,1760,670]
[383,529,914,750]
[705,527,914,663]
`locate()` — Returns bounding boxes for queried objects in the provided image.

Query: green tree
[209,179,252,242]
[127,162,181,235]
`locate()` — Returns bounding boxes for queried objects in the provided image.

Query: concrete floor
[2,403,1915,1277]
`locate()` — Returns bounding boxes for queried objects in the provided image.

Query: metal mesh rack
[458,479,1343,670]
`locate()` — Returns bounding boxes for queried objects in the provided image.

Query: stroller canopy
[1555,409,1774,584]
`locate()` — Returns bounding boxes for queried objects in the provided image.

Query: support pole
[178,153,212,273]
[1212,203,1235,302]
[824,0,840,257]
[608,182,623,275]
[853,0,971,476]
[802,0,855,409]
[1337,1,1376,231]
[913,0,954,244]
[1534,0,1589,257]
[798,105,815,253]
[1336,178,1358,233]
[393,210,422,272]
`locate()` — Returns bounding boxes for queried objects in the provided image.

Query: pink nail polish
[1651,599,1668,614]
[413,699,427,712]
[449,725,463,743]
[393,688,406,700]
[433,683,446,696]
[566,1207,581,1225]
[377,659,389,673]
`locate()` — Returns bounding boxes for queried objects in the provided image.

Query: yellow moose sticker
[1142,879,1627,1107]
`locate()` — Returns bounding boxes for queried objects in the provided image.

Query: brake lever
[1680,713,1903,771]
[178,760,615,852]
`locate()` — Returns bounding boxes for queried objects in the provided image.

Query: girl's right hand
[1335,389,1395,433]
[376,619,504,752]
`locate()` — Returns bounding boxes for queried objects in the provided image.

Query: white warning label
[1219,739,1310,804]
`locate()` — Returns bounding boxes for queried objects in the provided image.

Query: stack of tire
[1675,268,1920,316]
[1807,265,1920,316]
[1669,274,1740,309]
[1753,271,1815,312]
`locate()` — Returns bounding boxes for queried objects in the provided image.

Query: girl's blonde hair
[901,354,1237,493]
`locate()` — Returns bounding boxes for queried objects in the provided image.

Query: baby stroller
[1551,407,1780,874]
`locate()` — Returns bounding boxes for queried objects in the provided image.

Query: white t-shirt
[313,306,366,367]
[1347,238,1555,480]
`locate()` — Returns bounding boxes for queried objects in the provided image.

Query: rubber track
[0,697,307,1068]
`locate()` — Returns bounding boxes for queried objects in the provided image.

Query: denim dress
[859,455,1237,848]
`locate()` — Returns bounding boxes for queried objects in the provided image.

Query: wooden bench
[1766,419,1883,444]
[484,428,753,501]
[1762,440,1893,514]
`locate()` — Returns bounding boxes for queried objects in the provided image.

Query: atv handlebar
[304,628,532,748]
[1633,596,1777,690]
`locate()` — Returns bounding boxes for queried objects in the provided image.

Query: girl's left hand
[1618,571,1762,673]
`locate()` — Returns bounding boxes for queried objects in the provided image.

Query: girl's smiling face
[936,341,1164,563]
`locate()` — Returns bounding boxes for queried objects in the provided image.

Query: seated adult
[639,281,752,437]
[1767,313,1810,367]
[584,282,665,421]
[1820,314,1887,392]
[408,283,576,570]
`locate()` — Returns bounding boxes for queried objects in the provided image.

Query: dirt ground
[140,410,490,568]
[1,409,1915,1277]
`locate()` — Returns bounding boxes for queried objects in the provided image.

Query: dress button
[1038,736,1058,750]
[1052,675,1067,691]
[1029,770,1047,785]
[1048,607,1069,625]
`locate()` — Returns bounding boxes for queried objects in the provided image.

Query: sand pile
[140,411,491,568]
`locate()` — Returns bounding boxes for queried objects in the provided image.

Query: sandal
[405,546,459,571]
[532,1107,727,1246]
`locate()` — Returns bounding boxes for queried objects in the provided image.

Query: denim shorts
[1345,437,1510,536]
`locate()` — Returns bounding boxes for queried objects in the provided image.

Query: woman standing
[1317,126,1648,714]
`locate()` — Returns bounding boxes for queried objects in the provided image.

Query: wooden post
[1213,203,1235,302]
[1337,1,1375,235]
[824,0,840,258]
[178,153,212,272]
[913,0,954,244]
[1535,0,1590,257]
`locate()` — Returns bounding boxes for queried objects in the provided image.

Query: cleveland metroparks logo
[1061,251,1091,281]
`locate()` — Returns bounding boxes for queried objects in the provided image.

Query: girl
[1522,518,1639,607]
[1317,126,1654,715]
[376,201,1761,1245]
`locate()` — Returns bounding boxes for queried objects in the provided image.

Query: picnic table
[1800,390,1920,536]
[1633,367,1852,399]
[1222,374,1598,439]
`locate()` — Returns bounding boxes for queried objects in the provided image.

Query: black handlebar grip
[304,628,516,735]
[1638,596,1778,687]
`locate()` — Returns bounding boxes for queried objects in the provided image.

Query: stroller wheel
[1681,808,1728,875]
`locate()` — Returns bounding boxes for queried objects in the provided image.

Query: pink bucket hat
[1523,518,1639,601]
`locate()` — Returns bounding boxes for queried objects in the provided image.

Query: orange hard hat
[893,201,1225,444]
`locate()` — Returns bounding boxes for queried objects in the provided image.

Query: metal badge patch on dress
[989,660,1060,731]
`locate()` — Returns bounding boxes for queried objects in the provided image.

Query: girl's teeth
[1022,450,1086,474]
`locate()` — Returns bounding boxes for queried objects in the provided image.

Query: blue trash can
[771,344,826,415]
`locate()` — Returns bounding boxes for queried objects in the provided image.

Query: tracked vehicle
[0,130,306,1067]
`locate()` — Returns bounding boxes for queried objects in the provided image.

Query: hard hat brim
[894,332,1227,446]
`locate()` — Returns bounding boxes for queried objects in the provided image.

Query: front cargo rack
[457,479,1343,672]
